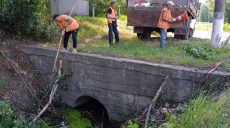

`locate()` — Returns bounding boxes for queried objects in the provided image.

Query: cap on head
[111,0,116,5]
[167,1,175,5]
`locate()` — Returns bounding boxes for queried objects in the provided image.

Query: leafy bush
[182,44,213,60]
[0,101,49,128]
[0,101,14,128]
[89,0,127,17]
[0,0,58,40]
[127,120,140,128]
[31,84,52,112]
[64,108,92,128]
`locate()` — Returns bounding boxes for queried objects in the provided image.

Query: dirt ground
[0,36,48,114]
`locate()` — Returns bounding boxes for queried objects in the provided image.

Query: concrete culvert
[75,96,110,128]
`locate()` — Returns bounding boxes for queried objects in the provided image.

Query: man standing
[53,14,79,53]
[157,1,176,48]
[107,0,120,46]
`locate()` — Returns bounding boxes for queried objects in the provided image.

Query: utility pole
[92,0,95,17]
[211,0,225,48]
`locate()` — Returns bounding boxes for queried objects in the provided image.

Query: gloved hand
[172,18,176,22]
[114,16,119,20]
[61,30,65,37]
[64,25,69,32]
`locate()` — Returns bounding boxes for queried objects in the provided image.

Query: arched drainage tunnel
[75,96,114,127]
[20,45,230,127]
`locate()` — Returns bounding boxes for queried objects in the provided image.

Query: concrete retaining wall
[19,45,230,121]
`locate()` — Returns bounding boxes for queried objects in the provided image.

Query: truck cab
[127,0,200,39]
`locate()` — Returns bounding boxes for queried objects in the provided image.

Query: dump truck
[127,0,201,39]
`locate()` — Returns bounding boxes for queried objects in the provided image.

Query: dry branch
[0,49,34,95]
[144,75,170,128]
[205,61,224,81]
[34,4,76,122]
[32,60,63,122]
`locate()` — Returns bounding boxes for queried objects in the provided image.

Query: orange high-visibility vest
[58,15,79,32]
[107,7,117,24]
[157,7,173,29]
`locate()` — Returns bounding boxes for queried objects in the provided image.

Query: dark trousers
[108,21,119,45]
[64,28,79,49]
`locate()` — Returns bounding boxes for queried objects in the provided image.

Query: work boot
[72,48,77,53]
[115,42,119,46]
[62,48,67,52]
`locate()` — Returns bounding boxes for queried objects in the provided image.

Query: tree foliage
[89,0,127,17]
[199,4,213,22]
[203,0,230,23]
[225,0,230,23]
[0,0,58,40]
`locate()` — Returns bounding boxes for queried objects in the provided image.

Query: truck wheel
[137,32,151,39]
[183,33,189,40]
[137,33,144,39]
[174,34,183,39]
[174,34,188,40]
[175,29,190,40]
[189,28,194,38]
[144,32,151,39]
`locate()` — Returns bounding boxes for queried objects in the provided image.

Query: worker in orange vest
[107,0,120,46]
[157,1,176,48]
[53,14,80,53]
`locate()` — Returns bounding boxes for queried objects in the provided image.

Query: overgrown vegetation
[0,101,49,128]
[31,72,72,114]
[182,44,213,60]
[121,120,142,128]
[31,84,52,112]
[63,108,92,128]
[120,88,230,128]
[0,0,58,40]
[165,90,230,128]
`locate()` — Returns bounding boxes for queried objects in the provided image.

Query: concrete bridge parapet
[19,45,230,121]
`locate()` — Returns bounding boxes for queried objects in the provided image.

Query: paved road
[193,30,230,40]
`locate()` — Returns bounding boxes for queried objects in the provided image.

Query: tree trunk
[211,0,225,48]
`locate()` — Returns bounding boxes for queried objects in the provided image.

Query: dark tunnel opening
[75,96,114,128]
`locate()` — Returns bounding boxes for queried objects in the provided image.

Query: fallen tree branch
[144,75,170,128]
[205,61,224,81]
[0,49,34,95]
[32,60,63,122]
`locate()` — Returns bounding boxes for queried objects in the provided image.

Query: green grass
[196,22,230,32]
[164,89,230,128]
[63,108,92,128]
[79,37,230,68]
[42,16,230,69]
